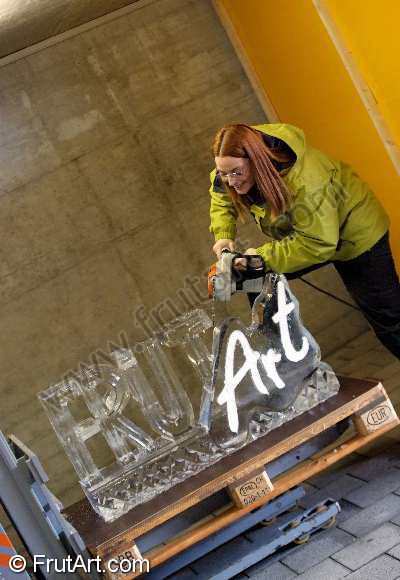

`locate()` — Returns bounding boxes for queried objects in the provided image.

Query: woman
[209,123,400,359]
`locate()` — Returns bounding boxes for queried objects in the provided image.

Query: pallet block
[227,469,274,508]
[63,376,399,578]
[353,394,397,435]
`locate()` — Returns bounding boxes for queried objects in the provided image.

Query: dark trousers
[249,233,400,359]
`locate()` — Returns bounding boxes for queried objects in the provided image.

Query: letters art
[39,274,339,521]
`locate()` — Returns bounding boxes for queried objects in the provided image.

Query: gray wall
[0,0,138,57]
[0,0,267,505]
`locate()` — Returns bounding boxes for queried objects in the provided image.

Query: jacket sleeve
[256,182,340,273]
[209,169,238,241]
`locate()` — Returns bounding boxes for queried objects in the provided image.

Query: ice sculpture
[38,274,339,522]
[201,274,323,449]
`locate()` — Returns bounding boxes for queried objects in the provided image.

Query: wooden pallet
[63,376,399,579]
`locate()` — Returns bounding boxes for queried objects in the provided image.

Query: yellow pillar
[215,0,400,267]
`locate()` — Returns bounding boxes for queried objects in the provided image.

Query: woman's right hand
[212,239,235,259]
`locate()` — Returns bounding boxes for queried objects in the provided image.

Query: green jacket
[209,123,389,273]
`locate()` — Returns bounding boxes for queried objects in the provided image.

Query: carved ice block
[38,277,340,522]
[202,275,327,450]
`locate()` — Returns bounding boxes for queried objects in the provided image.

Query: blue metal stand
[0,420,347,580]
[146,493,339,579]
[0,431,99,580]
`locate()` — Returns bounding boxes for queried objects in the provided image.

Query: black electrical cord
[298,276,361,311]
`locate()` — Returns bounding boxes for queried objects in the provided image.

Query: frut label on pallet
[228,470,274,508]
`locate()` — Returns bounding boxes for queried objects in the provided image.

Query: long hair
[212,124,293,221]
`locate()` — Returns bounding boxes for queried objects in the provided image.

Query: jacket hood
[252,123,307,163]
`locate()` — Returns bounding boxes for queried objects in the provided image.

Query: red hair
[212,124,293,220]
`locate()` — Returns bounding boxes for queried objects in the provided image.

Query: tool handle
[232,252,266,279]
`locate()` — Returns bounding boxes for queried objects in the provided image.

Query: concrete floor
[241,439,400,580]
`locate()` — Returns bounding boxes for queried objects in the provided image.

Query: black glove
[232,252,266,279]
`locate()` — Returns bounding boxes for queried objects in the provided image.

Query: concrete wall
[0,0,136,57]
[0,0,266,505]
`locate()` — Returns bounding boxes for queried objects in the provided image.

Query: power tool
[208,250,267,302]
